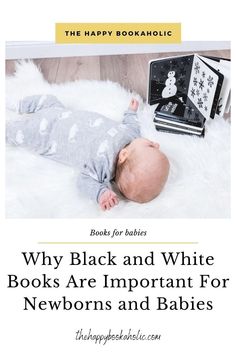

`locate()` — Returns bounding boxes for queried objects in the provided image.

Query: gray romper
[6,95,140,202]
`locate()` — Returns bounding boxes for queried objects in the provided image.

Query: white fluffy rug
[5,61,230,218]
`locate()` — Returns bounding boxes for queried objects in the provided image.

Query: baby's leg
[6,111,53,153]
[6,117,30,146]
[6,95,64,114]
[6,95,64,148]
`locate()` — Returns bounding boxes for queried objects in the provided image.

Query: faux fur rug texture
[5,61,230,218]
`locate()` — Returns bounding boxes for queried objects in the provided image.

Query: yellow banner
[55,23,181,44]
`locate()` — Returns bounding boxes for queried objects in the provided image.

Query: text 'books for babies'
[147,54,231,137]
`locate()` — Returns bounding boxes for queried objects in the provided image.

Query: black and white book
[154,125,205,137]
[147,53,231,136]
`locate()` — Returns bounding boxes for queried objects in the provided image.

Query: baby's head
[115,138,170,203]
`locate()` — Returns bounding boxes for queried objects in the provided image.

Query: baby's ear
[118,148,128,164]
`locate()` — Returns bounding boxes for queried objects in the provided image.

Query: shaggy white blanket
[5,61,230,218]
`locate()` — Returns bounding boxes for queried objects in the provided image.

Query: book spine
[155,126,205,138]
[154,110,204,128]
[154,122,203,135]
[154,116,204,131]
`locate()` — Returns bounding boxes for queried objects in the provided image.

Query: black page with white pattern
[148,54,224,121]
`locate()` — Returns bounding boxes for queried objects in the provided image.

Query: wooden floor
[6,49,230,100]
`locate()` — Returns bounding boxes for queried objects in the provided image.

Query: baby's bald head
[115,138,170,203]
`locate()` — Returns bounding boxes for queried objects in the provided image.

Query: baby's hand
[129,98,139,112]
[99,190,119,211]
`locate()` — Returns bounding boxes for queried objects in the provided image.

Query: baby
[6,95,169,210]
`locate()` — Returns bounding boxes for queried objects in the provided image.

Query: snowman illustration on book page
[162,71,177,98]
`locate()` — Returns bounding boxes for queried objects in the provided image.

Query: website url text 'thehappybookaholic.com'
[75,329,161,345]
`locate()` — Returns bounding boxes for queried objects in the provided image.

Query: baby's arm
[77,172,119,211]
[122,98,140,137]
[16,95,64,114]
